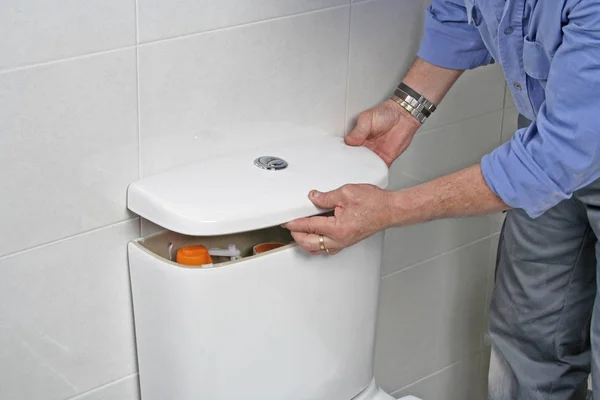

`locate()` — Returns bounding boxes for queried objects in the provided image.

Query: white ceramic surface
[391,354,483,400]
[392,111,503,183]
[423,65,506,133]
[138,7,349,177]
[378,111,502,275]
[137,0,347,43]
[345,0,427,132]
[68,374,140,400]
[140,218,166,237]
[0,0,135,71]
[374,238,490,392]
[0,49,138,257]
[0,220,139,400]
[382,215,494,276]
[129,233,384,400]
[128,136,387,235]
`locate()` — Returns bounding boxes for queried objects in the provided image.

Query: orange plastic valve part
[176,245,213,266]
[253,242,285,255]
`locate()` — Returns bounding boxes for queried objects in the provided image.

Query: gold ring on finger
[319,234,330,253]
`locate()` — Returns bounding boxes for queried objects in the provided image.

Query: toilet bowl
[352,378,421,400]
[352,378,394,400]
[127,136,410,400]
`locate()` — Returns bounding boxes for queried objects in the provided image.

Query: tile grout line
[0,218,140,261]
[137,3,351,47]
[342,2,353,136]
[479,233,500,351]
[135,0,143,237]
[0,4,350,76]
[135,0,142,180]
[416,107,506,138]
[0,45,138,76]
[350,0,382,4]
[64,372,139,400]
[381,231,499,279]
[397,170,421,183]
[482,80,506,351]
[498,110,506,147]
[483,84,507,352]
[498,82,508,147]
[390,349,485,396]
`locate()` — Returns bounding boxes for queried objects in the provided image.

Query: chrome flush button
[254,156,288,171]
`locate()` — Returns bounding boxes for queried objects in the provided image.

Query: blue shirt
[417,0,600,218]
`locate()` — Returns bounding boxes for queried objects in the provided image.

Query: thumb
[345,111,372,146]
[309,189,343,209]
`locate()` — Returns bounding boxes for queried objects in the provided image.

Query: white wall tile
[68,374,140,400]
[391,354,483,400]
[139,8,350,176]
[374,238,490,392]
[491,212,506,234]
[393,111,502,183]
[387,168,421,192]
[0,220,139,400]
[423,65,505,132]
[140,219,166,237]
[501,107,518,145]
[0,50,139,257]
[137,0,348,43]
[0,0,135,71]
[345,0,427,132]
[381,112,501,275]
[382,216,494,276]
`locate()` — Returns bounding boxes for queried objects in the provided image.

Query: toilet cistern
[126,135,399,400]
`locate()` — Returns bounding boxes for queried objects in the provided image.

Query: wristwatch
[390,82,437,124]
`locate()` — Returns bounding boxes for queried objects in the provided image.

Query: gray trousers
[488,116,600,399]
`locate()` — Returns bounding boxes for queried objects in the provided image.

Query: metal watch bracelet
[390,83,437,124]
[390,94,428,124]
[397,82,436,114]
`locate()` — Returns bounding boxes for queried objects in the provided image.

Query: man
[284,1,600,399]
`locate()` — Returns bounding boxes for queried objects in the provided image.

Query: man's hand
[284,165,509,255]
[345,99,421,167]
[283,184,394,255]
[345,58,464,166]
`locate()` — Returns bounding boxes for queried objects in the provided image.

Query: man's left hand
[283,184,394,255]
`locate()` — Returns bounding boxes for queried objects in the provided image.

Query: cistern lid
[127,135,388,236]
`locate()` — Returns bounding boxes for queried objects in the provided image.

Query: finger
[309,188,345,210]
[283,215,335,235]
[291,232,321,252]
[345,111,372,146]
[291,232,339,253]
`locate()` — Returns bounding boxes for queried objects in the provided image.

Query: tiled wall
[0,0,512,399]
[377,56,514,400]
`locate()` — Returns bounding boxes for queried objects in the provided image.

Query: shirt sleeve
[481,0,600,218]
[417,0,492,70]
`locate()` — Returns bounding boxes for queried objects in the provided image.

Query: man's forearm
[389,164,510,227]
[401,57,464,107]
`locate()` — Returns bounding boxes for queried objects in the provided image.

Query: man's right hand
[345,99,422,167]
